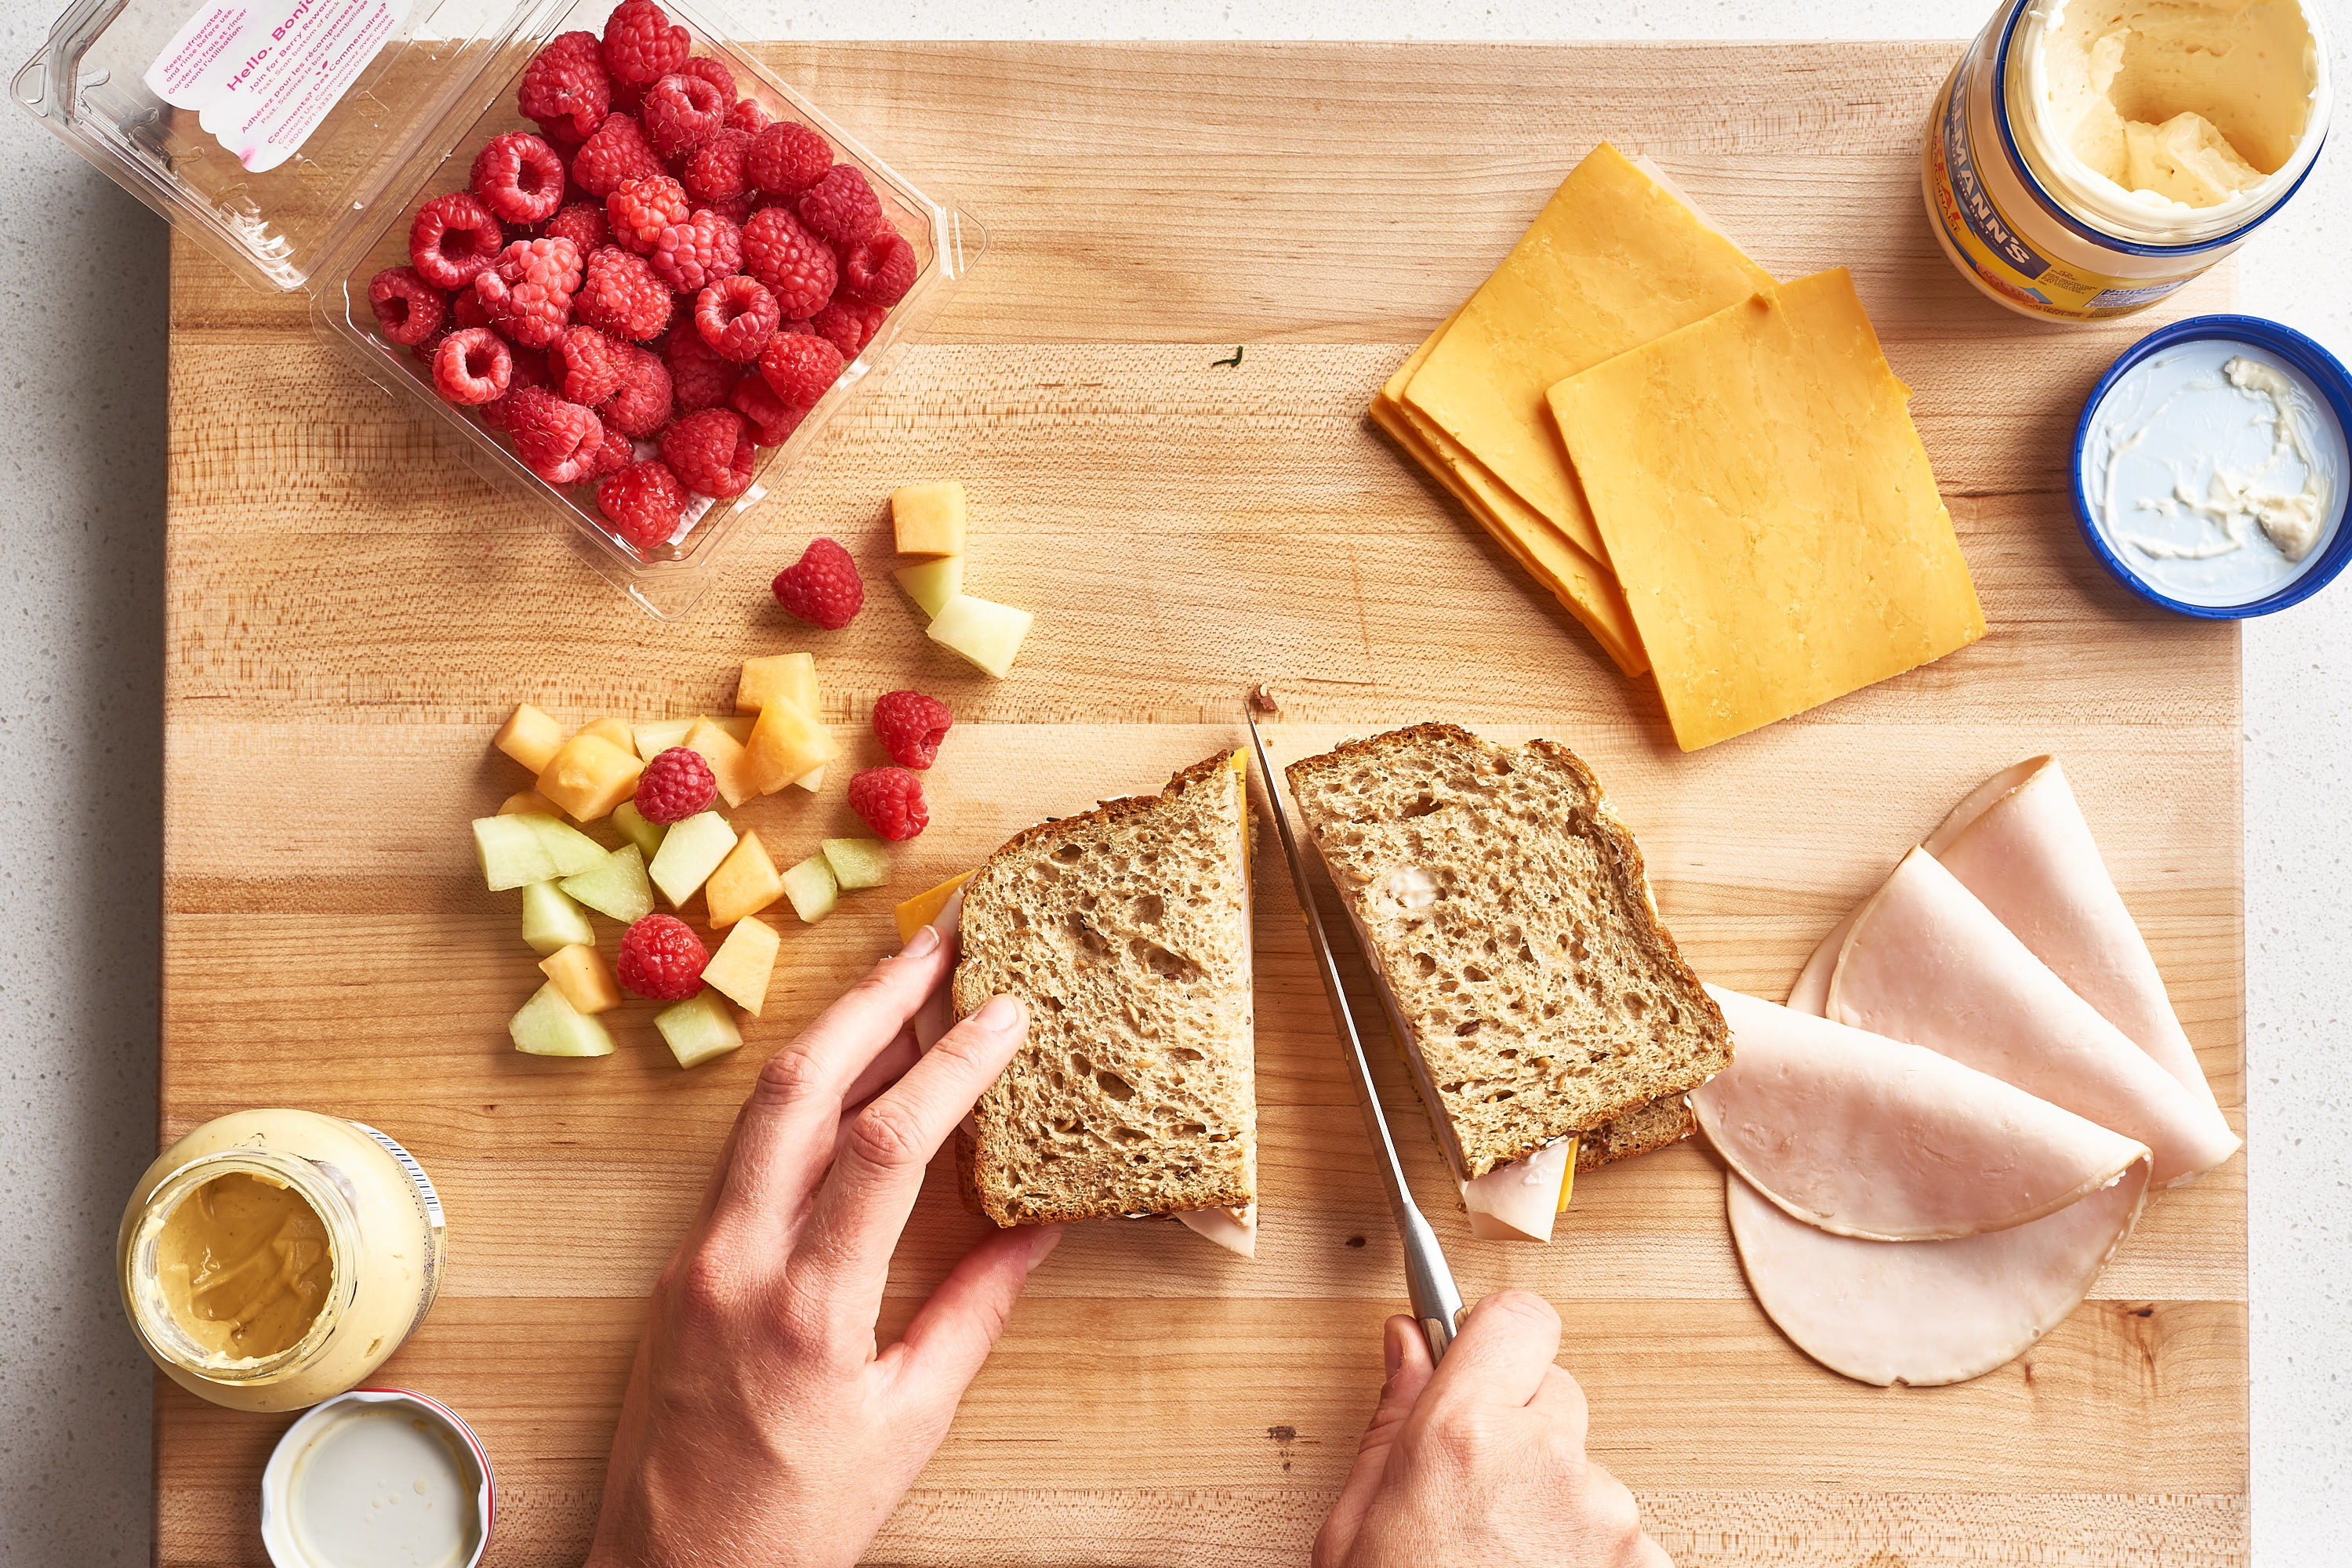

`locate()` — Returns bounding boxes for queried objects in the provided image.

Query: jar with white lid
[118,1109,448,1413]
[1924,0,2332,321]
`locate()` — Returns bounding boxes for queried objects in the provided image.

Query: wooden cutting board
[158,41,2247,1567]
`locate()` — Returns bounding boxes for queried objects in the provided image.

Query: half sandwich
[1286,724,1730,1242]
[952,750,1259,1257]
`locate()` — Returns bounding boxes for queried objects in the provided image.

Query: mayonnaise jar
[1925,0,2332,321]
[119,1110,448,1413]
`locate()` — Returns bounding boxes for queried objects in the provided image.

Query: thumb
[1312,1316,1436,1568]
[882,1225,1062,1417]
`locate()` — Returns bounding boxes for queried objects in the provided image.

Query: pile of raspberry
[364,0,918,559]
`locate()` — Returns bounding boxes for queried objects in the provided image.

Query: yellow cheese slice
[1548,269,1987,752]
[1402,143,1773,564]
[1371,317,1648,677]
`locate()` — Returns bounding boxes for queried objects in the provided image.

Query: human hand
[1314,1290,1671,1568]
[584,922,1059,1568]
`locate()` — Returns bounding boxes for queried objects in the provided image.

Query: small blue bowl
[2071,313,2352,619]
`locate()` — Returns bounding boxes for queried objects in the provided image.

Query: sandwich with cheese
[951,750,1259,1257]
[1285,723,1729,1242]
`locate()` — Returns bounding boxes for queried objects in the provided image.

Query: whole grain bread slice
[1286,723,1728,1178]
[953,750,1256,1228]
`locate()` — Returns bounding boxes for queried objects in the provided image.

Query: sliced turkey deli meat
[1925,757,2220,1112]
[1784,906,1856,1018]
[1828,849,2239,1187]
[1726,1158,2149,1387]
[1693,987,2147,1240]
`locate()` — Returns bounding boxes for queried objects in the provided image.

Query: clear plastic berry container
[15,0,983,620]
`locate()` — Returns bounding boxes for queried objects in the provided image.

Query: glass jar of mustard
[1924,0,2332,321]
[118,1109,448,1413]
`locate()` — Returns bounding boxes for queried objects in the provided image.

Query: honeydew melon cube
[745,697,838,795]
[610,800,666,860]
[494,703,564,772]
[894,870,973,944]
[521,880,597,955]
[537,733,645,822]
[682,718,758,808]
[538,943,622,1014]
[520,814,609,877]
[498,789,564,818]
[736,652,816,715]
[891,481,967,556]
[706,831,784,927]
[510,982,616,1057]
[782,854,840,924]
[820,838,891,891]
[701,916,779,1015]
[927,593,1033,679]
[656,991,743,1069]
[647,811,738,909]
[559,844,655,924]
[711,714,755,744]
[474,815,559,891]
[633,717,696,763]
[893,556,964,619]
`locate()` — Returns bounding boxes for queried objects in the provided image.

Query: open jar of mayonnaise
[1925,0,2332,321]
[118,1110,448,1413]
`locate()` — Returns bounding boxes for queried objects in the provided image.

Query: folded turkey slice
[1827,848,2238,1187]
[1693,987,2146,1240]
[1726,1158,2149,1387]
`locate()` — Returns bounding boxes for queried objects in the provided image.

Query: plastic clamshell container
[15,0,982,619]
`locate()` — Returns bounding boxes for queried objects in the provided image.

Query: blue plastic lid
[2071,313,2352,619]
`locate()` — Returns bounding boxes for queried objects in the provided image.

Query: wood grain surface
[160,41,2247,1566]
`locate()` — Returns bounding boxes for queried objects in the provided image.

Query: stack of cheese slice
[1692,756,2238,1385]
[1371,143,1987,751]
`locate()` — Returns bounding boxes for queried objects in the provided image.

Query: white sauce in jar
[2082,339,2345,606]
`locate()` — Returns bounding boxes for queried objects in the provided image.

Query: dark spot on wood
[1267,1425,1296,1443]
[2132,1306,2155,1318]
[1345,1235,1367,1248]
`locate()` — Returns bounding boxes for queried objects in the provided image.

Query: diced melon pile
[889,481,1035,679]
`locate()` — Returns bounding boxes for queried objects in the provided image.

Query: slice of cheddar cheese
[1402,143,1773,564]
[1548,269,1987,752]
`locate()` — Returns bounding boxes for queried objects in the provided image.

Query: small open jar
[119,1110,448,1413]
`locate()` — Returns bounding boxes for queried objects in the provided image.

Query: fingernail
[901,924,940,958]
[974,994,1025,1031]
[1384,1320,1405,1377]
[1025,1226,1064,1272]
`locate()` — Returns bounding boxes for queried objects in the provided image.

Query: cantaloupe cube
[894,556,964,619]
[736,652,816,715]
[706,830,784,927]
[711,714,755,744]
[701,916,779,1014]
[537,733,645,822]
[744,697,838,795]
[539,943,622,1014]
[892,481,967,555]
[683,718,758,808]
[633,717,695,763]
[494,703,565,772]
[579,717,635,751]
[893,870,972,943]
[498,789,565,819]
[927,593,1033,679]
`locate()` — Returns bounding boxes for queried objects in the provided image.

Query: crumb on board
[1248,682,1279,714]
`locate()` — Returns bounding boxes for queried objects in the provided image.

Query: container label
[143,0,408,174]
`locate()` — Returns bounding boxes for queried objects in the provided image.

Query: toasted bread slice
[953,751,1256,1227]
[1286,723,1727,1178]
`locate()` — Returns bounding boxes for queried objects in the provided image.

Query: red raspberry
[703,194,754,229]
[570,112,661,198]
[476,237,582,347]
[871,690,953,769]
[452,278,492,330]
[728,374,803,446]
[432,328,511,405]
[847,766,928,842]
[770,536,863,629]
[650,209,740,293]
[659,408,757,498]
[681,55,736,101]
[724,97,770,134]
[757,330,844,409]
[579,410,633,481]
[606,173,690,255]
[551,325,632,405]
[665,325,741,411]
[408,191,504,289]
[470,132,566,223]
[543,200,609,252]
[681,127,752,204]
[600,343,674,437]
[837,228,916,307]
[601,0,688,85]
[480,348,552,429]
[575,245,673,340]
[368,266,446,346]
[409,316,456,365]
[633,746,717,822]
[607,72,644,117]
[795,165,884,245]
[517,32,609,142]
[615,913,707,1001]
[503,387,604,484]
[694,273,777,361]
[741,205,836,318]
[599,459,691,550]
[641,71,724,160]
[808,299,884,358]
[746,122,830,196]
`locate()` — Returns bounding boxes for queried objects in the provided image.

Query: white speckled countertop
[1,0,2341,1559]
